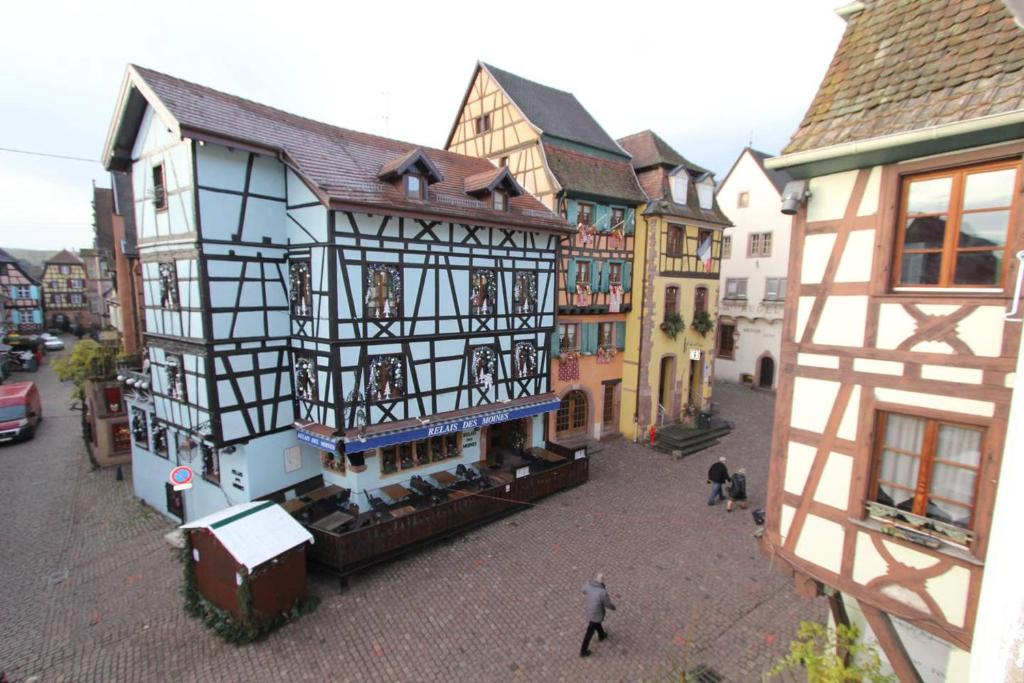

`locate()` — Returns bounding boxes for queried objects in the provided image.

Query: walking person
[707,456,730,506]
[580,573,616,657]
[726,468,748,512]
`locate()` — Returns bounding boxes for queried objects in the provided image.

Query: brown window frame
[722,235,732,259]
[493,190,508,211]
[608,262,622,287]
[666,225,685,256]
[717,323,736,359]
[610,207,625,230]
[404,173,425,200]
[748,231,772,257]
[892,158,1020,289]
[869,411,985,531]
[152,164,167,211]
[602,383,615,426]
[380,433,462,475]
[576,202,594,226]
[694,286,708,315]
[663,286,679,321]
[556,390,587,433]
[597,322,614,348]
[559,322,580,352]
[474,113,491,134]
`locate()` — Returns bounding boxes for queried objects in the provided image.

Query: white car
[43,338,64,351]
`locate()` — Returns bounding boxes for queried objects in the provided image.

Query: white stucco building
[713,148,793,389]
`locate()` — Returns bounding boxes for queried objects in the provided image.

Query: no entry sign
[170,466,194,491]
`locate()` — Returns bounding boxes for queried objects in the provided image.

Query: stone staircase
[652,417,733,458]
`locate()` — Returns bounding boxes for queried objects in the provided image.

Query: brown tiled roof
[377,147,444,184]
[542,143,646,204]
[785,0,1024,154]
[463,167,523,197]
[617,131,709,174]
[46,249,83,266]
[113,66,569,233]
[635,168,732,228]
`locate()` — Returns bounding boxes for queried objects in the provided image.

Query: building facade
[714,148,793,390]
[41,250,90,330]
[762,1,1024,680]
[617,131,730,438]
[0,248,43,333]
[104,65,569,523]
[446,63,646,441]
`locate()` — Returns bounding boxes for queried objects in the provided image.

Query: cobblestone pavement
[1,348,823,683]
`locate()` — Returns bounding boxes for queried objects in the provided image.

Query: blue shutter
[551,330,561,357]
[622,260,633,293]
[589,260,601,292]
[595,204,611,233]
[615,321,626,350]
[581,323,597,354]
[566,198,579,224]
[625,208,635,235]
[598,260,609,293]
[566,258,577,293]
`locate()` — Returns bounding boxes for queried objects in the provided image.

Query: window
[559,323,579,352]
[895,160,1018,287]
[111,424,131,452]
[368,355,404,402]
[158,262,179,309]
[294,356,317,401]
[152,427,168,458]
[499,156,509,168]
[165,354,186,401]
[321,449,346,473]
[365,264,401,319]
[289,258,312,317]
[611,207,625,230]
[597,322,614,348]
[737,191,750,208]
[722,235,732,259]
[514,341,537,378]
[59,265,70,275]
[471,346,496,389]
[697,179,714,209]
[104,386,123,414]
[608,262,622,287]
[15,286,31,299]
[131,407,149,449]
[666,225,684,256]
[381,433,461,474]
[70,279,84,289]
[556,390,587,433]
[871,412,983,529]
[404,173,424,200]
[474,113,491,134]
[602,384,615,425]
[765,277,787,301]
[201,444,220,483]
[470,268,496,316]
[664,286,679,321]
[748,232,772,257]
[513,271,536,314]
[694,286,708,315]
[724,277,748,300]
[152,165,167,210]
[576,202,593,226]
[70,293,83,305]
[493,191,507,211]
[575,260,591,286]
[672,175,689,204]
[718,323,736,359]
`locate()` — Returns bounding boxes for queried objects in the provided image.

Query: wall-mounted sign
[169,465,193,491]
[284,445,302,473]
[515,466,530,479]
[295,427,339,451]
[689,348,702,361]
[574,449,587,460]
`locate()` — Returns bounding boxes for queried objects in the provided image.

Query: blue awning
[344,396,561,454]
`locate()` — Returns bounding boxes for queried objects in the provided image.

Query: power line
[0,146,98,164]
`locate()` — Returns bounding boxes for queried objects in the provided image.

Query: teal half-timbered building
[103,65,576,535]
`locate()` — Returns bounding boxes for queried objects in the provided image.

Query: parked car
[0,381,42,443]
[43,338,64,351]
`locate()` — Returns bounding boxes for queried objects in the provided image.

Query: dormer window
[697,177,715,209]
[464,166,526,210]
[493,191,507,211]
[405,173,424,200]
[672,175,689,204]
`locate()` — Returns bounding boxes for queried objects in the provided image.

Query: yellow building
[616,132,731,440]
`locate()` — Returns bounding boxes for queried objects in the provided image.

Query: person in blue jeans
[707,456,730,506]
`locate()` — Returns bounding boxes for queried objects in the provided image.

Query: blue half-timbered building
[102,66,580,550]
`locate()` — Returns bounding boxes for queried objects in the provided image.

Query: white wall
[715,149,793,386]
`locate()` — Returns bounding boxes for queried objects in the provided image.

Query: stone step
[655,425,732,448]
[653,438,720,458]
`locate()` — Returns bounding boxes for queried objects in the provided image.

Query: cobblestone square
[1,355,823,682]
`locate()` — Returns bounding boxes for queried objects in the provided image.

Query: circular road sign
[169,466,194,487]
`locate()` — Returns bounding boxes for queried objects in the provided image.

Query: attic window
[493,191,508,211]
[152,164,167,211]
[475,114,491,134]
[405,174,425,200]
[697,179,714,210]
[737,191,749,208]
[672,176,688,204]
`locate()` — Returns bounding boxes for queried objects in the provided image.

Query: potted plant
[691,310,714,337]
[660,313,686,340]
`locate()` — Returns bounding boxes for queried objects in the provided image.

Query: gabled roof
[544,144,647,204]
[463,166,524,197]
[103,65,570,234]
[181,500,313,572]
[617,130,708,174]
[46,249,83,266]
[717,147,793,196]
[784,0,1024,155]
[479,63,628,158]
[377,147,444,184]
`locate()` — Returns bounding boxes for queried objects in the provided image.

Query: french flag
[697,235,713,271]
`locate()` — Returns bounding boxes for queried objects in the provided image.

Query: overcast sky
[0,0,845,251]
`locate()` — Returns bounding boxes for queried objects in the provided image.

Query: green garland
[178,533,319,645]
[691,310,715,337]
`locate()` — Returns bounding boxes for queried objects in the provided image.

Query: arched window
[556,390,587,433]
[664,286,679,322]
[694,286,708,315]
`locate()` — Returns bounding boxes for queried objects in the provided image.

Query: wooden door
[759,357,775,388]
[556,390,587,434]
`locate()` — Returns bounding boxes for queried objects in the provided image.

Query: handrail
[1005,249,1024,322]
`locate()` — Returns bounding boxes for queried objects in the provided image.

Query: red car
[0,381,42,443]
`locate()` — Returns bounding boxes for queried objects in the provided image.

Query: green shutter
[595,204,611,233]
[566,258,577,293]
[550,330,561,356]
[597,260,609,293]
[622,260,632,293]
[566,198,579,224]
[589,259,601,292]
[615,321,626,350]
[625,208,635,235]
[579,323,595,354]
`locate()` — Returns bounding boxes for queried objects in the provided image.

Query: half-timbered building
[446,63,646,442]
[0,248,43,333]
[616,131,731,439]
[103,65,575,530]
[762,2,1024,679]
[41,249,90,330]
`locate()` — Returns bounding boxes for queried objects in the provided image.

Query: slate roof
[543,144,647,204]
[481,63,627,157]
[718,147,794,196]
[107,66,569,234]
[785,0,1024,154]
[636,166,732,228]
[617,130,709,174]
[46,249,83,266]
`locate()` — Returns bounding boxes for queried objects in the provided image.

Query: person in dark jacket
[727,468,748,512]
[707,456,730,506]
[580,573,616,657]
